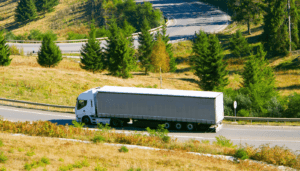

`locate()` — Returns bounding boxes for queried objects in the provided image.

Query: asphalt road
[8,0,230,54]
[1,105,299,154]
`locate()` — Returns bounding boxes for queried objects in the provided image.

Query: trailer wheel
[164,122,171,129]
[82,116,90,125]
[175,123,182,130]
[111,119,121,127]
[186,123,194,131]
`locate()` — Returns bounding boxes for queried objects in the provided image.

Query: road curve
[8,0,230,54]
[1,105,299,154]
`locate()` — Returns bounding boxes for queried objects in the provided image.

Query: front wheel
[82,116,90,125]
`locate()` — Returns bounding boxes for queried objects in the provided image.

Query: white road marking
[223,128,300,132]
[171,135,300,143]
[0,107,74,118]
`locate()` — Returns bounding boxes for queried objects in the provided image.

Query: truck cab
[75,87,110,125]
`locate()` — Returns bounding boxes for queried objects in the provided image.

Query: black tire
[111,119,121,127]
[186,123,194,131]
[175,122,182,130]
[82,116,90,125]
[164,122,171,129]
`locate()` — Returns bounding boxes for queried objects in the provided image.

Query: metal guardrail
[0,98,74,112]
[6,21,169,44]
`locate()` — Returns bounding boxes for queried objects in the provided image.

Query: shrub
[73,158,90,168]
[28,29,44,40]
[72,120,85,128]
[59,164,73,171]
[119,146,129,153]
[15,33,29,40]
[26,151,35,156]
[95,27,108,38]
[5,31,15,40]
[0,139,3,147]
[0,151,8,163]
[201,140,210,144]
[10,44,24,55]
[59,158,64,162]
[235,93,252,115]
[237,109,250,117]
[0,166,6,171]
[67,31,87,40]
[224,94,233,116]
[146,124,170,143]
[213,136,237,148]
[266,96,285,117]
[97,123,111,132]
[235,148,249,160]
[41,156,50,165]
[94,164,107,171]
[92,134,106,143]
[8,148,14,153]
[284,93,300,118]
[18,148,24,152]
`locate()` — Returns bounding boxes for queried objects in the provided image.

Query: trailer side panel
[97,92,217,124]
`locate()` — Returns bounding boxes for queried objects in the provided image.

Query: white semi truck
[75,86,224,132]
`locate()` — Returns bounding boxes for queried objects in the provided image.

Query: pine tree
[190,30,209,80]
[15,0,37,23]
[35,0,59,13]
[106,21,136,78]
[262,0,289,56]
[37,33,62,68]
[80,21,104,74]
[150,36,170,73]
[192,31,228,91]
[206,34,229,91]
[229,30,251,58]
[228,0,263,34]
[241,44,277,114]
[138,18,154,75]
[0,30,12,66]
[290,0,299,49]
[156,24,177,72]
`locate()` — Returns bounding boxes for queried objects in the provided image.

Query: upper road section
[8,0,230,54]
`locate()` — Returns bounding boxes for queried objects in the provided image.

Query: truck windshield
[77,99,87,110]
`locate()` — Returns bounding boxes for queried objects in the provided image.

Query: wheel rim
[187,124,194,131]
[175,123,182,130]
[164,122,171,129]
[83,117,90,124]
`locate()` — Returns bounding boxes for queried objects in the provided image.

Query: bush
[10,44,24,55]
[15,33,29,40]
[0,166,6,171]
[94,164,107,171]
[237,109,250,117]
[58,158,64,162]
[28,29,44,40]
[5,31,15,40]
[97,123,111,132]
[18,148,24,152]
[92,135,106,143]
[0,139,3,147]
[235,93,252,114]
[266,96,285,117]
[95,27,108,38]
[0,151,8,163]
[146,124,170,143]
[59,164,73,171]
[235,148,249,160]
[119,146,129,153]
[8,148,14,153]
[67,31,87,40]
[72,120,85,128]
[224,94,233,116]
[213,135,237,148]
[26,151,35,156]
[284,93,300,118]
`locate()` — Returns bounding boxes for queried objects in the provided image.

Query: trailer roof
[98,86,222,98]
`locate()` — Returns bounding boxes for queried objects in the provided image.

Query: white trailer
[75,86,224,132]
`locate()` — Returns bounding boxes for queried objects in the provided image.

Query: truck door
[75,98,88,120]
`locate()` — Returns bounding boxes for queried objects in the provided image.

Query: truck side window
[77,100,87,110]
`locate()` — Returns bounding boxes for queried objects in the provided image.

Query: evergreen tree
[190,30,209,81]
[229,30,251,58]
[37,33,62,68]
[138,18,154,75]
[192,31,228,91]
[262,0,289,56]
[150,36,170,73]
[35,0,59,13]
[290,0,299,49]
[80,21,104,74]
[15,0,37,23]
[156,24,177,72]
[228,0,263,34]
[241,44,277,114]
[0,30,12,66]
[106,21,136,78]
